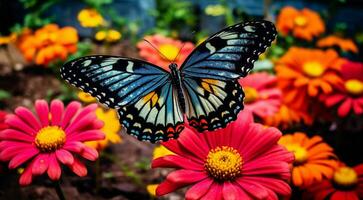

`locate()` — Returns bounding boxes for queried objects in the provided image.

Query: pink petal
[63,141,84,153]
[0,129,34,142]
[236,179,269,199]
[67,130,105,142]
[9,148,39,169]
[32,154,49,175]
[200,182,223,200]
[243,161,290,177]
[338,98,353,117]
[35,100,50,127]
[0,145,34,161]
[71,103,98,123]
[152,155,204,171]
[5,115,36,135]
[19,161,35,186]
[324,94,345,107]
[65,113,97,134]
[185,178,214,200]
[91,120,104,129]
[56,149,74,165]
[242,177,291,197]
[47,154,61,180]
[80,146,99,161]
[156,170,208,196]
[68,158,87,177]
[50,100,64,126]
[0,141,32,151]
[353,100,363,115]
[15,107,41,130]
[61,101,81,129]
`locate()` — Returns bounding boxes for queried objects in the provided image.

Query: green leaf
[0,90,11,100]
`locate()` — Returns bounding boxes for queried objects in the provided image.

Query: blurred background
[0,0,363,199]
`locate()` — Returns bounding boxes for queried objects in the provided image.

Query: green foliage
[0,90,11,101]
[81,0,113,10]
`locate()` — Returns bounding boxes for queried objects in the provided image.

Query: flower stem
[54,181,66,200]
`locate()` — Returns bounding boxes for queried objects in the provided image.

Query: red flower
[306,163,363,200]
[0,111,8,131]
[0,100,105,185]
[152,111,294,200]
[320,61,363,117]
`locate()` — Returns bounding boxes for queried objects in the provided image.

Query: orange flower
[137,34,195,70]
[279,132,338,188]
[317,35,359,53]
[276,6,325,41]
[17,24,78,66]
[0,33,17,45]
[275,47,344,109]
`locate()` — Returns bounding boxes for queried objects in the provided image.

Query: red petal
[222,182,245,200]
[61,101,81,129]
[15,107,41,130]
[0,129,34,142]
[9,148,39,169]
[56,149,74,165]
[19,161,34,186]
[68,158,87,177]
[338,98,353,117]
[177,128,209,160]
[35,100,50,127]
[67,130,105,142]
[80,147,99,161]
[50,100,64,126]
[236,179,269,199]
[152,155,204,171]
[47,154,61,180]
[185,178,213,200]
[32,154,49,175]
[200,182,223,200]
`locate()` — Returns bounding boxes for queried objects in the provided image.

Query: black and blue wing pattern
[180,20,277,80]
[61,56,184,142]
[180,20,276,131]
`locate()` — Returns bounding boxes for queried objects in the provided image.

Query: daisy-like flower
[0,100,105,185]
[95,29,122,43]
[137,34,195,70]
[320,61,363,117]
[152,111,294,199]
[276,6,325,41]
[85,108,121,151]
[239,72,282,118]
[317,35,359,53]
[77,8,105,28]
[279,132,338,188]
[275,47,344,109]
[307,163,363,200]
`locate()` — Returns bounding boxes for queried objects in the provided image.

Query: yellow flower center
[244,87,259,103]
[35,126,66,152]
[303,61,325,77]
[159,44,180,61]
[333,167,358,188]
[294,16,307,27]
[205,146,243,181]
[345,79,363,95]
[285,144,308,165]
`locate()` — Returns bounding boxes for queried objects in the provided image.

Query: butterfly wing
[180,20,277,80]
[61,56,184,142]
[182,77,244,132]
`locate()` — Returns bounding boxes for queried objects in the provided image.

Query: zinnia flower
[85,108,121,151]
[0,111,8,131]
[317,35,359,53]
[17,24,78,66]
[239,72,282,118]
[95,29,122,42]
[279,132,338,188]
[275,47,344,109]
[152,111,294,199]
[0,99,105,185]
[137,34,195,70]
[306,163,363,200]
[320,61,363,117]
[276,6,325,41]
[77,8,105,28]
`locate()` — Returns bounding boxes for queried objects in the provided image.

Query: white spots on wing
[82,60,92,67]
[220,33,238,40]
[110,98,114,103]
[244,25,256,32]
[133,123,141,128]
[126,61,134,72]
[206,42,216,54]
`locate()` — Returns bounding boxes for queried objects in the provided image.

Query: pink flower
[320,61,363,117]
[0,111,8,131]
[137,34,195,70]
[0,99,105,185]
[239,72,282,118]
[152,111,294,200]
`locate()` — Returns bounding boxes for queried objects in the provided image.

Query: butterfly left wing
[180,20,277,80]
[182,77,244,132]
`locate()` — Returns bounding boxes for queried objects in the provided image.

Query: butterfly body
[61,20,277,143]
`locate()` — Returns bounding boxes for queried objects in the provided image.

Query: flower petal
[152,155,204,171]
[0,129,34,142]
[68,158,87,177]
[61,101,81,129]
[177,128,209,160]
[14,106,41,130]
[185,178,213,200]
[35,100,50,127]
[223,181,246,200]
[9,148,39,169]
[19,161,35,186]
[200,182,223,200]
[50,100,64,126]
[32,154,49,175]
[80,146,99,161]
[47,154,61,180]
[65,113,97,134]
[5,115,36,135]
[56,149,74,165]
[236,178,269,199]
[67,130,105,142]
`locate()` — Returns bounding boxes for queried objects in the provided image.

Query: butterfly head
[169,63,178,71]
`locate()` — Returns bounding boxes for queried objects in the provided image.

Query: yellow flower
[85,108,122,150]
[0,33,17,45]
[77,91,96,103]
[146,184,158,197]
[77,8,105,28]
[205,4,227,16]
[95,29,122,42]
[152,145,174,160]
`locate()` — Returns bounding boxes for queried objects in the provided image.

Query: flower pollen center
[35,126,66,152]
[303,61,325,77]
[205,146,242,181]
[286,144,308,165]
[333,167,358,188]
[294,16,307,27]
[345,79,363,95]
[244,87,259,103]
[159,44,180,61]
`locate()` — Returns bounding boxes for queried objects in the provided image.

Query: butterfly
[61,20,277,143]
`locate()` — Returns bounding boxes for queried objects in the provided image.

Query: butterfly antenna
[172,42,186,63]
[143,39,172,62]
